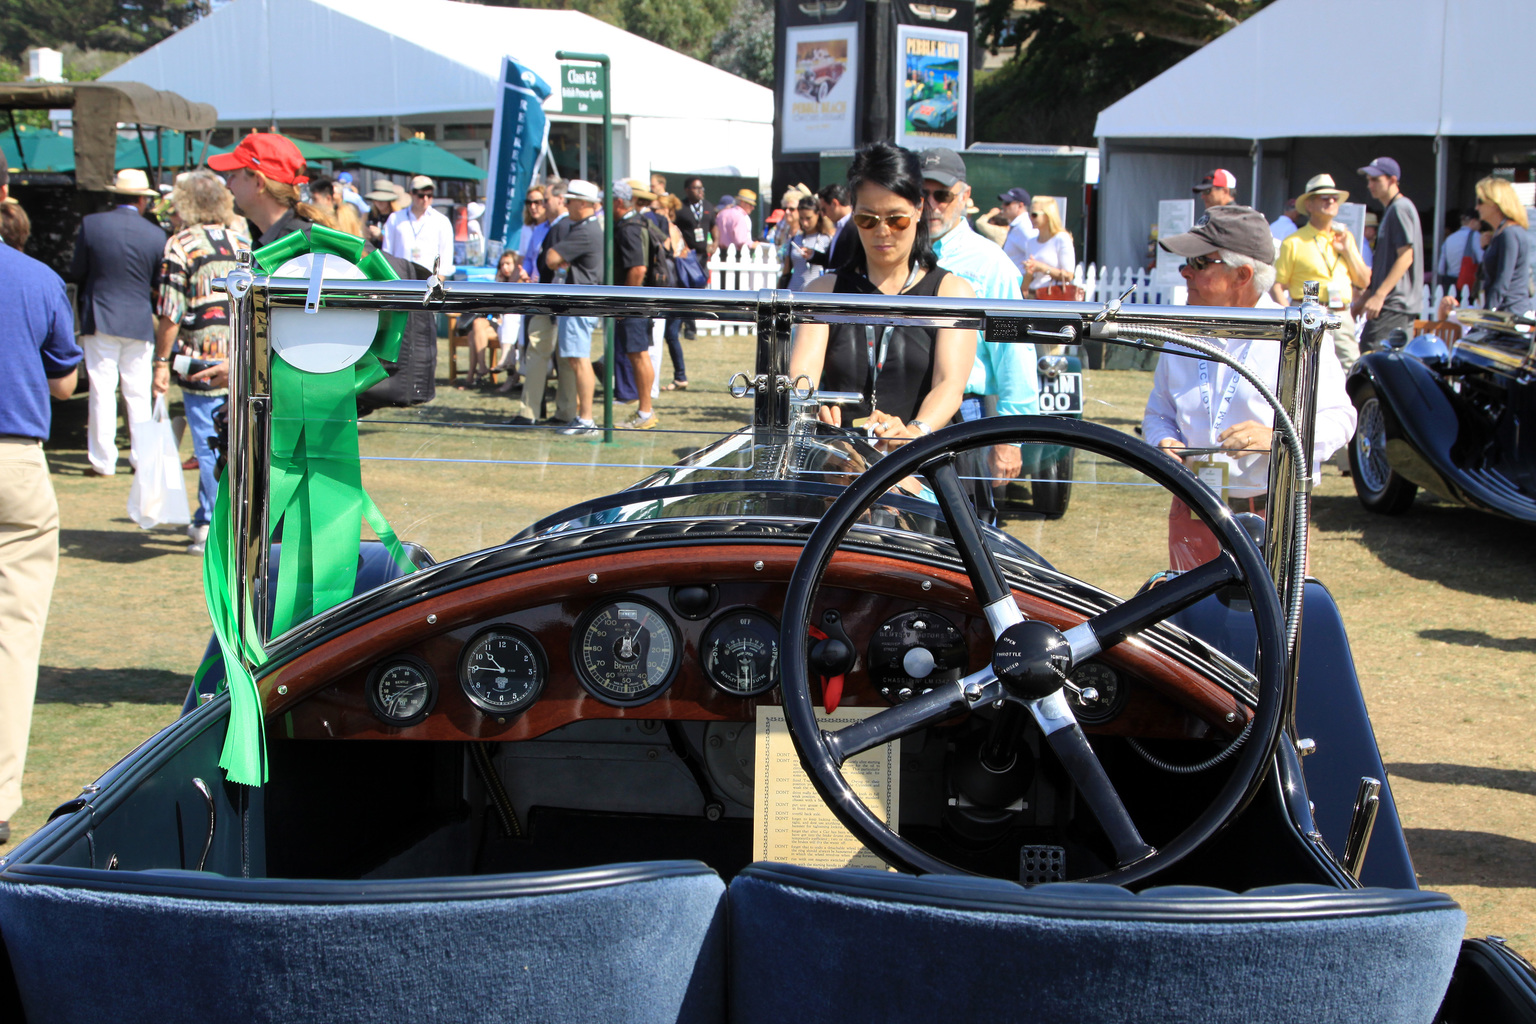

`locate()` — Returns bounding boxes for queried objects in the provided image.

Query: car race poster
[781,23,859,154]
[894,25,966,151]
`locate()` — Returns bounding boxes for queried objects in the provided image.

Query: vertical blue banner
[484,56,552,258]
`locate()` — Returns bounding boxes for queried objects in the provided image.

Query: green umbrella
[115,130,230,170]
[344,137,486,181]
[2,126,76,173]
[281,136,352,162]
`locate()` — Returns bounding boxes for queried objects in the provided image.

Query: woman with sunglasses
[790,142,976,442]
[1271,174,1369,370]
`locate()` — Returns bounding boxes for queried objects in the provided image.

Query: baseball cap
[336,171,354,184]
[207,133,309,186]
[1157,204,1275,265]
[409,175,435,192]
[716,195,736,209]
[919,148,967,186]
[1193,169,1238,194]
[766,208,785,224]
[1358,156,1401,179]
[998,187,1031,205]
[566,179,602,203]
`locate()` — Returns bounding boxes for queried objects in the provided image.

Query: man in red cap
[207,133,315,248]
[1193,169,1238,210]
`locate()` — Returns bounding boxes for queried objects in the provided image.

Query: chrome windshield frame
[220,272,1331,735]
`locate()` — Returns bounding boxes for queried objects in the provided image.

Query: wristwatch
[909,419,933,436]
[153,356,172,364]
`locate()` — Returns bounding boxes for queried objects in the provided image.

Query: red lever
[807,625,844,714]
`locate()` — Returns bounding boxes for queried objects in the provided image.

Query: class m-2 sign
[560,64,608,115]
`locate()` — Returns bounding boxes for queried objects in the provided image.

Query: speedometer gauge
[459,627,547,718]
[574,597,679,705]
[367,656,437,726]
[702,609,780,697]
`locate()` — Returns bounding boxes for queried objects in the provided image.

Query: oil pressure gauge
[701,609,780,697]
[367,655,438,727]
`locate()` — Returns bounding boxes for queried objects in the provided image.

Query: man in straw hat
[714,187,757,250]
[1272,173,1370,370]
[68,168,168,477]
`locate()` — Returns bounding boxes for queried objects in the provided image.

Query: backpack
[640,213,677,289]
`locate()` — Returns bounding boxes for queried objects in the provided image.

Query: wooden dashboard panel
[266,544,1250,743]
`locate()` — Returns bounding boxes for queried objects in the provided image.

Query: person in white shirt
[997,186,1036,274]
[1022,196,1076,295]
[1436,209,1484,291]
[1142,205,1356,571]
[382,174,455,277]
[1269,197,1304,242]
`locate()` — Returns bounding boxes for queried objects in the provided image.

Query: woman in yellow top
[1271,173,1371,370]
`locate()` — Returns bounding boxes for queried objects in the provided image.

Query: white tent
[103,0,774,183]
[1092,0,1536,271]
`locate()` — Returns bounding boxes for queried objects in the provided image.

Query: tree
[0,0,207,61]
[981,0,1273,50]
[972,7,1193,147]
[709,0,773,86]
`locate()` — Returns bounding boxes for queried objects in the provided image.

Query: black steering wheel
[779,415,1287,884]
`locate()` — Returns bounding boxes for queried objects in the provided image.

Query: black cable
[1127,719,1254,775]
[468,743,522,838]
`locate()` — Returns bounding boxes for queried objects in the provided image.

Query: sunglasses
[525,198,546,205]
[852,212,915,231]
[1312,194,1340,204]
[1183,254,1227,272]
[921,188,957,205]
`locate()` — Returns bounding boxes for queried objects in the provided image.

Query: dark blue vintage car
[0,256,1532,1024]
[1348,310,1536,520]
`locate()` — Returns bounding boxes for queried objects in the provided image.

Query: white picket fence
[1073,263,1475,319]
[691,250,1479,335]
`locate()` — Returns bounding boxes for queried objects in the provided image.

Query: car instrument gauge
[459,627,547,718]
[701,609,780,697]
[1065,662,1127,725]
[367,656,438,727]
[575,597,680,705]
[868,610,968,701]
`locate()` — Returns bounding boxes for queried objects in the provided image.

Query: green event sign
[560,63,608,115]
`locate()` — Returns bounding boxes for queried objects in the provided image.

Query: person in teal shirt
[918,149,1038,519]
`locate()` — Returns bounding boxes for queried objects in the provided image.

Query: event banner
[484,56,552,260]
[893,24,966,151]
[781,23,859,154]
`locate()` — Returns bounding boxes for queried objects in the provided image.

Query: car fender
[1347,352,1464,502]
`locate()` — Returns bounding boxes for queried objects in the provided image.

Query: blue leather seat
[727,862,1465,1024]
[0,860,724,1024]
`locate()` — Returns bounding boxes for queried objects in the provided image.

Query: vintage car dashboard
[258,518,1255,745]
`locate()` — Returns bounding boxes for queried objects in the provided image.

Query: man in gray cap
[997,186,1035,274]
[1142,205,1356,570]
[919,148,1035,521]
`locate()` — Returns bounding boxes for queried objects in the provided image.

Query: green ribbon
[205,225,414,786]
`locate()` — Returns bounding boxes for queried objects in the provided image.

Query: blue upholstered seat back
[727,862,1465,1024]
[0,860,724,1024]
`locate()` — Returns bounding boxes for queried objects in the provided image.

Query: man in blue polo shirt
[0,163,82,841]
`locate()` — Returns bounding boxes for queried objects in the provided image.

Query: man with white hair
[1142,205,1356,570]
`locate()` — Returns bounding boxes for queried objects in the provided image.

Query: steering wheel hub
[992,620,1072,700]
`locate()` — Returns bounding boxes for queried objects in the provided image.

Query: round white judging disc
[269,252,382,374]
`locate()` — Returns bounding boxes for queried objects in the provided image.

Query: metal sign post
[557,50,615,441]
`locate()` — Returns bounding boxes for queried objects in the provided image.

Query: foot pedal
[1019,845,1066,885]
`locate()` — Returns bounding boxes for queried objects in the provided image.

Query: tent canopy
[0,81,217,189]
[2,126,77,173]
[1094,0,1534,140]
[115,129,232,170]
[346,137,487,180]
[102,0,772,127]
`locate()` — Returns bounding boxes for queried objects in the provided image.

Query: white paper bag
[127,395,192,529]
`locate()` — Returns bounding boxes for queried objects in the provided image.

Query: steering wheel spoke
[923,456,1022,637]
[1029,692,1155,867]
[823,669,1002,765]
[1063,553,1242,664]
